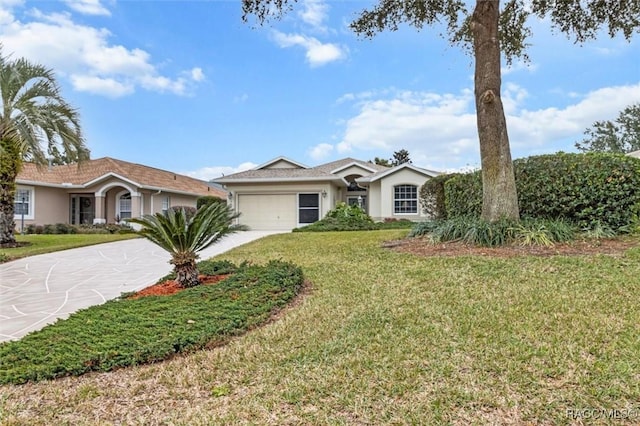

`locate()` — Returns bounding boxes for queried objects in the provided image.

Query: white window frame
[393,184,418,215]
[14,186,35,220]
[161,196,170,214]
[115,191,132,220]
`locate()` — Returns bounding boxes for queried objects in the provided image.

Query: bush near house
[197,195,226,209]
[419,173,462,220]
[433,152,640,233]
[23,223,134,235]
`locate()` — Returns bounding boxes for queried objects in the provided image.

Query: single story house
[14,157,226,228]
[213,156,440,230]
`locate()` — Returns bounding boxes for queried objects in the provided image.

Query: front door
[70,195,95,225]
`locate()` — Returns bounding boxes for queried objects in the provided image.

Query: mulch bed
[383,237,639,258]
[129,274,229,299]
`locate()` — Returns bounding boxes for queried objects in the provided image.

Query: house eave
[214,176,343,184]
[16,180,84,189]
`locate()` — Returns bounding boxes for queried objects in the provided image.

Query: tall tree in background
[373,156,391,167]
[0,48,89,244]
[391,149,411,166]
[242,0,640,222]
[575,103,640,153]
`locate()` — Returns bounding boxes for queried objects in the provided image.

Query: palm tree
[128,203,247,288]
[0,48,89,245]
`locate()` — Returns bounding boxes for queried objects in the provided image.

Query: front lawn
[1,230,639,425]
[0,233,139,263]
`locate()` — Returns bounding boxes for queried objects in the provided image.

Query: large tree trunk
[471,0,520,222]
[0,139,21,245]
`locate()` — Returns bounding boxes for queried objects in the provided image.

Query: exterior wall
[17,186,69,227]
[225,182,335,224]
[367,181,383,220]
[370,169,431,221]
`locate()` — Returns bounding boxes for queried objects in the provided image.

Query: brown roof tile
[17,157,226,198]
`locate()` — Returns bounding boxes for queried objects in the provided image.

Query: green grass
[0,233,139,263]
[1,230,639,425]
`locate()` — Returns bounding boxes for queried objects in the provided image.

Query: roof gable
[356,162,440,183]
[255,156,308,170]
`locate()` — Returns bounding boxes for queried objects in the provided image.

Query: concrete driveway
[0,231,282,342]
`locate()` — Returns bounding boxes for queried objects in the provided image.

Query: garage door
[237,194,297,230]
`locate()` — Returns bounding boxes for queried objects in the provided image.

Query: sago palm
[0,47,89,244]
[129,202,246,288]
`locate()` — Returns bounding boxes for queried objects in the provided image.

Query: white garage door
[237,194,297,230]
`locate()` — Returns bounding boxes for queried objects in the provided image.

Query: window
[14,187,34,219]
[118,192,132,219]
[347,195,367,212]
[394,185,418,214]
[298,193,319,224]
[161,196,170,214]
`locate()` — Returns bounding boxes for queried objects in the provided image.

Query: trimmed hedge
[515,153,640,230]
[419,173,461,220]
[441,153,640,231]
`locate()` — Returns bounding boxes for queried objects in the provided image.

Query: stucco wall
[360,169,432,221]
[19,186,69,227]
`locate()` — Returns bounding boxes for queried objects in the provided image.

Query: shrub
[515,152,640,231]
[419,173,461,220]
[443,153,640,233]
[444,172,482,219]
[197,196,226,210]
[295,202,376,232]
[410,217,579,247]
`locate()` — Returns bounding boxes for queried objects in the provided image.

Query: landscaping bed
[0,259,304,385]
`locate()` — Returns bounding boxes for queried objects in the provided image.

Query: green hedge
[444,171,483,219]
[515,153,640,229]
[442,153,640,231]
[419,174,461,220]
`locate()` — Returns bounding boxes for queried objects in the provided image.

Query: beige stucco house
[213,156,440,230]
[14,157,226,229]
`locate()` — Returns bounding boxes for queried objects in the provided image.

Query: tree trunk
[174,260,201,288]
[471,0,520,222]
[0,139,21,245]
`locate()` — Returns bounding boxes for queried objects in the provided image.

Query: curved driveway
[0,231,281,342]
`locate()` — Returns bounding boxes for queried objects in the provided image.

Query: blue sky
[1,0,639,180]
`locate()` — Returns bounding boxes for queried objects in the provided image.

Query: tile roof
[17,157,226,198]
[214,157,389,183]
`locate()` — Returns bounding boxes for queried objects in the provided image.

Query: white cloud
[336,83,640,171]
[272,30,346,67]
[190,67,205,82]
[298,0,329,33]
[181,162,258,181]
[70,74,133,97]
[63,0,111,16]
[308,143,333,161]
[0,5,203,97]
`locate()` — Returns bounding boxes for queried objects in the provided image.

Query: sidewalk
[0,231,281,342]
